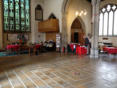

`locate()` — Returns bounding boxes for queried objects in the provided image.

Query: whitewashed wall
[31,0,45,43]
[43,0,63,33]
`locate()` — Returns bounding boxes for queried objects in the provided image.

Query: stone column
[0,0,3,48]
[61,13,68,53]
[90,0,100,58]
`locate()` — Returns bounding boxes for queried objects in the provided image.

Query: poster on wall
[56,33,61,48]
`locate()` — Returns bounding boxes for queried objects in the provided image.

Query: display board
[7,34,29,42]
[56,33,61,48]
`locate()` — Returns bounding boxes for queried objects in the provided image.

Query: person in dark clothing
[84,35,90,54]
[84,37,90,47]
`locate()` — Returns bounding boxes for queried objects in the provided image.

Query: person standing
[84,35,90,55]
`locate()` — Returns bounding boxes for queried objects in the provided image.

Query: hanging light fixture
[75,11,79,16]
[84,11,87,15]
[75,10,87,16]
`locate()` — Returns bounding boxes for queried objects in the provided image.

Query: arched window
[3,0,30,33]
[99,4,117,36]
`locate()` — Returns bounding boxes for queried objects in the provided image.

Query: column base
[90,48,99,59]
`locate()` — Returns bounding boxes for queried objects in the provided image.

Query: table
[76,46,87,55]
[6,44,20,55]
[29,44,41,56]
[103,47,117,54]
[35,44,41,49]
[6,45,20,51]
[69,44,74,51]
[69,44,87,55]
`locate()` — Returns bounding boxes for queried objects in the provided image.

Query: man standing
[84,35,90,55]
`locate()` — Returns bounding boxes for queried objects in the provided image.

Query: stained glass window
[3,0,30,32]
[99,4,117,36]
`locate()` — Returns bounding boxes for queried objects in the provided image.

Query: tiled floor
[0,52,117,88]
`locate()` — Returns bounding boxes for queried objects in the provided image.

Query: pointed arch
[71,17,86,33]
[48,13,57,19]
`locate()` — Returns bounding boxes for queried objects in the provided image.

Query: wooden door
[46,33,57,42]
[78,32,84,45]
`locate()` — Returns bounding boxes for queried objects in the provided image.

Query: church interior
[0,0,117,87]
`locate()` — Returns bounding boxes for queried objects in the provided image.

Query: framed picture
[35,5,43,21]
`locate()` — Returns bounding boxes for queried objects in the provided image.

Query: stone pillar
[0,0,3,48]
[90,0,100,58]
[61,13,68,53]
[30,0,36,43]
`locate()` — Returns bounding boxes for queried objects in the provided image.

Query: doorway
[74,32,79,43]
[71,18,85,45]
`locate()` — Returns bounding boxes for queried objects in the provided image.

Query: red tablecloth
[76,46,87,55]
[70,44,74,51]
[35,44,41,49]
[69,44,87,55]
[7,45,20,51]
[103,47,117,54]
